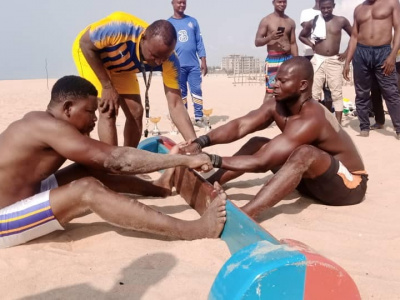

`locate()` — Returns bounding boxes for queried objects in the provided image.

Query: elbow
[254,164,269,173]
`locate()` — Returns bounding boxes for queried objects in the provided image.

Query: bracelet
[206,153,223,168]
[193,135,211,149]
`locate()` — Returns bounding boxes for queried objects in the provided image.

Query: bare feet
[152,145,180,197]
[193,182,227,239]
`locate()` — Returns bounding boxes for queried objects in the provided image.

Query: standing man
[168,0,208,127]
[255,0,298,94]
[299,0,333,113]
[299,0,352,124]
[299,0,321,60]
[73,11,197,147]
[343,0,400,139]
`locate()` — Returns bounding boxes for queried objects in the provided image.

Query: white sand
[0,76,399,299]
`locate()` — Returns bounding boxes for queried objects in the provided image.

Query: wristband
[193,135,211,149]
[206,153,223,168]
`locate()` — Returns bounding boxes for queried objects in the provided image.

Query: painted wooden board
[138,136,361,300]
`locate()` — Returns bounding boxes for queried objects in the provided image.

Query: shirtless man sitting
[299,0,352,123]
[255,0,298,94]
[183,57,367,219]
[0,75,226,249]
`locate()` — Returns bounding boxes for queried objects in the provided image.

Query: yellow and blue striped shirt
[89,12,180,89]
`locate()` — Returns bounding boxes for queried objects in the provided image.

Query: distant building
[221,55,263,74]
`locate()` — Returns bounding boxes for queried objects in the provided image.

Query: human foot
[192,182,227,239]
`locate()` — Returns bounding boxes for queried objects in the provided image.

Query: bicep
[43,124,110,168]
[256,19,268,38]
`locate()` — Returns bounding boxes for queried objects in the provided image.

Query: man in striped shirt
[73,11,197,147]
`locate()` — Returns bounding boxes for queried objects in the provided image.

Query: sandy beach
[0,75,399,300]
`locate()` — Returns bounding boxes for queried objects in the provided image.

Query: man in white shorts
[0,75,227,248]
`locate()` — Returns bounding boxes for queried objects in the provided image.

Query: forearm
[345,36,357,65]
[390,31,400,58]
[299,36,314,49]
[220,155,270,173]
[103,147,193,174]
[169,103,197,140]
[206,120,247,146]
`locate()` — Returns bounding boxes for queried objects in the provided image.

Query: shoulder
[287,17,296,26]
[261,14,273,22]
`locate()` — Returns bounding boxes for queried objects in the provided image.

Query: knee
[287,145,316,165]
[71,177,106,205]
[126,106,143,121]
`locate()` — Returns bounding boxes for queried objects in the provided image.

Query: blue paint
[138,136,169,154]
[209,240,307,300]
[221,201,280,255]
[138,137,308,299]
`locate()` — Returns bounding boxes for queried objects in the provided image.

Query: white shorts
[0,175,64,248]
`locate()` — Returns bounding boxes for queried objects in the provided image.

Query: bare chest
[357,5,393,24]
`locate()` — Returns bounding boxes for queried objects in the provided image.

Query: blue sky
[0,0,359,80]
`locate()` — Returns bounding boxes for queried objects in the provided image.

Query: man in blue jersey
[73,12,197,147]
[168,0,208,127]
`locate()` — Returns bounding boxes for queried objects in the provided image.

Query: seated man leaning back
[0,75,227,249]
[183,57,367,219]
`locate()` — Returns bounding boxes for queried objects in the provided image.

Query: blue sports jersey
[168,15,206,67]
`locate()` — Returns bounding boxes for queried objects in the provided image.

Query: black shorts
[297,156,368,206]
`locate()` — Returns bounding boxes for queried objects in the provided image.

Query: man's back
[355,0,396,46]
[0,112,68,208]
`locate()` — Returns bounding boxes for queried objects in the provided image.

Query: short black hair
[281,57,314,82]
[146,20,177,48]
[50,75,98,105]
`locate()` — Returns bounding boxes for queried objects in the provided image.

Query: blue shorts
[0,175,64,248]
